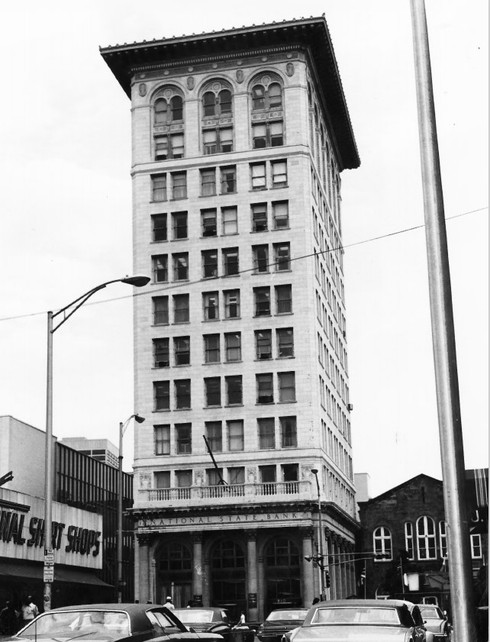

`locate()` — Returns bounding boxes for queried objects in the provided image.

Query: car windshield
[18,611,130,639]
[310,607,401,626]
[172,610,215,623]
[267,611,307,621]
[420,607,442,619]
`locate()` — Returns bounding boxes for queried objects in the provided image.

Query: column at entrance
[137,534,152,603]
[301,528,315,607]
[246,530,258,621]
[192,534,203,605]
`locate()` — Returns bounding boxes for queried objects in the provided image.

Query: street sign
[44,553,55,565]
[43,566,54,583]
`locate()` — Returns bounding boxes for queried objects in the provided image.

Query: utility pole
[410,2,476,640]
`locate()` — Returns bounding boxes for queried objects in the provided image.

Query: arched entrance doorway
[264,537,302,614]
[155,540,192,607]
[211,539,246,621]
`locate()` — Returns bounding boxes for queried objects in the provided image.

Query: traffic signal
[325,571,330,588]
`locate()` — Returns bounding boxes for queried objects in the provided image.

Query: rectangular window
[219,127,233,152]
[174,336,190,366]
[153,338,169,368]
[228,467,245,484]
[258,418,275,449]
[253,245,269,273]
[222,247,239,276]
[203,291,219,320]
[282,463,298,482]
[154,424,170,455]
[153,296,169,325]
[222,207,238,235]
[152,213,167,241]
[228,420,244,451]
[155,471,170,488]
[224,289,240,318]
[172,211,188,239]
[254,286,271,316]
[260,465,276,483]
[152,174,167,202]
[278,372,296,402]
[203,127,233,154]
[202,250,218,278]
[220,166,236,194]
[176,470,192,488]
[270,121,284,146]
[405,522,415,560]
[204,334,220,363]
[171,171,187,199]
[272,201,289,229]
[205,421,222,452]
[274,242,291,271]
[205,377,221,406]
[252,123,267,149]
[201,168,216,196]
[280,416,297,448]
[226,375,242,405]
[154,381,170,411]
[175,423,192,454]
[257,373,274,404]
[201,209,217,237]
[252,203,268,232]
[252,122,283,148]
[471,533,482,558]
[172,253,189,281]
[271,160,287,187]
[173,294,189,323]
[155,133,184,160]
[251,163,266,190]
[277,328,294,358]
[175,379,191,409]
[207,467,224,486]
[225,332,241,362]
[275,284,292,314]
[152,254,168,283]
[255,330,272,360]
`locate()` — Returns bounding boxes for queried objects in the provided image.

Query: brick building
[100,16,360,619]
[358,472,488,611]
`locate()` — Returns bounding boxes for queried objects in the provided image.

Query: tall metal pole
[410,2,476,639]
[117,421,124,603]
[312,470,326,599]
[43,311,54,611]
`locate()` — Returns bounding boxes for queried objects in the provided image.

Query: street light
[43,275,150,612]
[117,413,145,603]
[311,468,327,600]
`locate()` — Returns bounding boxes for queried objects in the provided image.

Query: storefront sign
[0,489,102,569]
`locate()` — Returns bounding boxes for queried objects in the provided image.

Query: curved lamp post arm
[51,276,150,333]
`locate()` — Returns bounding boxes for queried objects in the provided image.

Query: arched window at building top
[251,80,282,111]
[202,86,232,118]
[416,515,437,560]
[153,88,184,125]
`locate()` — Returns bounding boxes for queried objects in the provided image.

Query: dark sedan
[8,603,225,642]
[287,599,427,642]
[257,609,309,642]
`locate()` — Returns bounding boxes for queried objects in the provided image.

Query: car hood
[293,625,410,642]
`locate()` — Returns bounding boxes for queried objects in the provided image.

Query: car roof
[311,600,411,608]
[269,608,308,613]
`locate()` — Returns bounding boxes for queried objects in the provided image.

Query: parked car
[172,607,254,642]
[286,599,427,642]
[418,604,450,641]
[8,603,225,642]
[257,609,309,642]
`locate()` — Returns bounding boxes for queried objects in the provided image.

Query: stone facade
[101,17,360,621]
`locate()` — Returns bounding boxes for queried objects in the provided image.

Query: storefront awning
[0,560,112,587]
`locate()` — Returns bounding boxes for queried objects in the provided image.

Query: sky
[0,0,487,498]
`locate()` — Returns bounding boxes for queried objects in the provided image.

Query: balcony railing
[136,479,313,508]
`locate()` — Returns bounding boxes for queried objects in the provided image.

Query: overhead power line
[0,206,486,325]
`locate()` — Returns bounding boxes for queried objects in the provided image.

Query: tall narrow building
[101,16,360,618]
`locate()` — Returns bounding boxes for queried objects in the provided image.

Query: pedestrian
[20,596,39,627]
[165,596,175,610]
[0,601,20,635]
